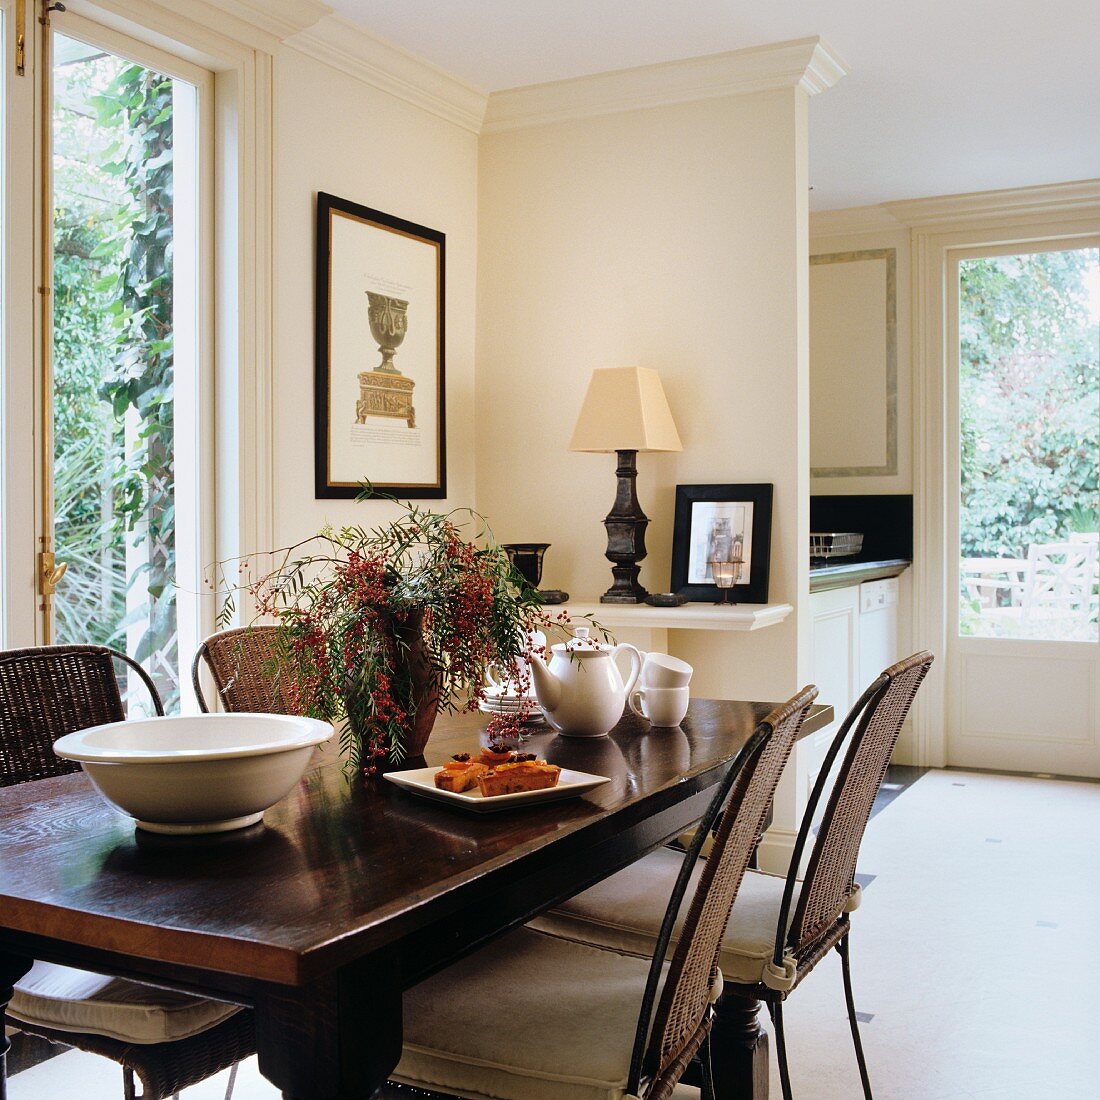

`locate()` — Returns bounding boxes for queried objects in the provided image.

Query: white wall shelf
[551,601,793,632]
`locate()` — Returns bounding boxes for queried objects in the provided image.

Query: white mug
[630,685,690,727]
[639,651,693,689]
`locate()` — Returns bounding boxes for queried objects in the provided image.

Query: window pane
[52,35,192,709]
[959,248,1100,642]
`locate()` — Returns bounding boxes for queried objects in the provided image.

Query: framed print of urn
[314,192,446,499]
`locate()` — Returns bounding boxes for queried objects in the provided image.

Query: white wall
[475,88,814,868]
[270,45,480,549]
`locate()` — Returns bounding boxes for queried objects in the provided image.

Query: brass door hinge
[39,551,67,597]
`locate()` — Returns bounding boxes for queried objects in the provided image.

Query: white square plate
[383,765,610,814]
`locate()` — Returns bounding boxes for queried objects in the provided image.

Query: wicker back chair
[779,651,934,964]
[389,686,818,1100]
[760,650,934,1100]
[634,685,818,1097]
[192,626,293,714]
[0,644,253,1100]
[0,645,162,788]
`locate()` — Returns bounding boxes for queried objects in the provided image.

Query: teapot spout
[527,652,561,712]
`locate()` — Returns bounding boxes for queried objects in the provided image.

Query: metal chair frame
[752,652,934,1100]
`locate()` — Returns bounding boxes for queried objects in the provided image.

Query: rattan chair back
[787,651,933,953]
[630,685,818,1098]
[0,644,163,788]
[192,626,295,714]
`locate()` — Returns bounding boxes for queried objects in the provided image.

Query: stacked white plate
[477,689,545,724]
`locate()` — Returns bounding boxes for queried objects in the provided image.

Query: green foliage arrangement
[216,490,586,775]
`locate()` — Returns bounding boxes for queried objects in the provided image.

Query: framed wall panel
[810,248,897,477]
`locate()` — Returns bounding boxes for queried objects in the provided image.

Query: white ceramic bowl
[53,713,333,835]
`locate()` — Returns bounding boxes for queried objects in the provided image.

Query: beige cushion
[9,962,240,1045]
[394,927,662,1100]
[528,848,802,987]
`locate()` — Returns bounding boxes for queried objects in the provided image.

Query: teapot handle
[614,643,643,697]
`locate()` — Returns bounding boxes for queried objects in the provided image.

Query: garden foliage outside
[959,248,1100,637]
[53,40,178,707]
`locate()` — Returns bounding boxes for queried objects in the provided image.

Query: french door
[946,238,1100,777]
[1,1,214,710]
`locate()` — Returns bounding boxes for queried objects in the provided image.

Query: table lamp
[569,367,682,603]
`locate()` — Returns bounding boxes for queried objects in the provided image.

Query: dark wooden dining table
[0,698,831,1100]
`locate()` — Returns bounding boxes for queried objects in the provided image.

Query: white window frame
[2,0,282,691]
[1,0,40,647]
[913,203,1100,766]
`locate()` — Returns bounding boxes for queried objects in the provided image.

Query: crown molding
[73,0,332,51]
[289,14,488,133]
[220,0,332,41]
[885,178,1100,229]
[482,36,848,134]
[810,204,907,239]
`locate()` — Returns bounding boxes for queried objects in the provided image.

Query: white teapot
[528,627,642,738]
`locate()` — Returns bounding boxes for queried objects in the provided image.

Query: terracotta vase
[349,608,442,774]
[389,608,442,768]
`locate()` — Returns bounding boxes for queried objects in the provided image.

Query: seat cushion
[394,927,661,1100]
[9,962,240,1045]
[528,848,801,987]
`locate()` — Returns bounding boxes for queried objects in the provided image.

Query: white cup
[630,685,690,727]
[640,651,693,689]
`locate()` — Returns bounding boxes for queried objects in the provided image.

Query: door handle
[39,552,67,596]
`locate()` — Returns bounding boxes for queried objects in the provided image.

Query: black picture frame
[670,484,774,603]
[314,191,446,499]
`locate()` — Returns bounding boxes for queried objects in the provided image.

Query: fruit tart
[477,753,562,797]
[434,753,490,793]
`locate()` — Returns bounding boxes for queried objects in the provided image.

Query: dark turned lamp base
[600,448,650,604]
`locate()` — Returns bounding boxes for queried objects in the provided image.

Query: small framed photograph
[671,484,774,603]
[314,192,446,499]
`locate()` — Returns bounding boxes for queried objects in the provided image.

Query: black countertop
[809,558,911,593]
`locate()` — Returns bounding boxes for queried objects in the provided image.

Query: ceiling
[330,0,1100,211]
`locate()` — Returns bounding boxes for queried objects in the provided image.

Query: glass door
[948,240,1100,776]
[0,4,214,709]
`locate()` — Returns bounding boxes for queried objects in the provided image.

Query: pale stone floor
[10,768,1100,1098]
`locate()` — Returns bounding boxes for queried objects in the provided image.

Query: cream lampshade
[569,368,682,603]
[569,367,683,454]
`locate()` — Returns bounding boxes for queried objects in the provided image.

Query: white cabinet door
[859,577,900,686]
[809,578,903,834]
[809,586,861,825]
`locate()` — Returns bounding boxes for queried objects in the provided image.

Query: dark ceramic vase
[348,608,442,774]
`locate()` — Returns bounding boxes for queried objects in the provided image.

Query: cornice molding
[73,0,331,52]
[289,15,488,133]
[810,204,907,239]
[221,0,332,41]
[886,178,1100,229]
[482,36,848,134]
